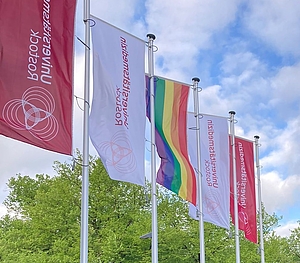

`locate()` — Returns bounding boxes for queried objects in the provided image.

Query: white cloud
[261,171,300,214]
[245,0,300,56]
[261,117,300,175]
[275,221,299,237]
[219,51,272,107]
[145,0,241,80]
[90,0,147,39]
[199,85,232,117]
[270,63,300,115]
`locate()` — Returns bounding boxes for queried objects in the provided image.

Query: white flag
[188,113,230,229]
[90,16,146,186]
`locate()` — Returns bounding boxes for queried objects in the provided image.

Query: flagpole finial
[147,33,156,40]
[192,77,200,83]
[254,135,260,139]
[229,110,236,115]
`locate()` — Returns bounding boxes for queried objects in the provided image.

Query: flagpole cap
[192,77,200,83]
[147,34,156,40]
[254,135,260,139]
[229,110,236,115]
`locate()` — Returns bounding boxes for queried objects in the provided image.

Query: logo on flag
[204,195,220,215]
[97,131,137,174]
[2,86,58,141]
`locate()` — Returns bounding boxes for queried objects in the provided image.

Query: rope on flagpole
[76,19,95,50]
[83,18,96,26]
[74,95,90,111]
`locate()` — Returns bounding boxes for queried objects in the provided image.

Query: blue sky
[1,0,300,237]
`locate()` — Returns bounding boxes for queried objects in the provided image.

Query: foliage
[0,154,298,262]
[289,221,300,262]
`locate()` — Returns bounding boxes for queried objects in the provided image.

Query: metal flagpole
[80,0,91,262]
[147,33,158,263]
[192,77,205,263]
[254,135,265,263]
[229,111,240,263]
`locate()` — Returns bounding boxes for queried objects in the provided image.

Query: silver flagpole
[80,0,91,262]
[254,135,265,263]
[229,111,240,263]
[147,33,158,263]
[192,77,205,262]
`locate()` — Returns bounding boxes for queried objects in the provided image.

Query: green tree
[0,155,296,262]
[289,221,300,262]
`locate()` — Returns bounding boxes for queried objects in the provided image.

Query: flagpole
[229,111,240,263]
[147,33,158,263]
[80,0,91,262]
[254,135,265,263]
[192,77,205,263]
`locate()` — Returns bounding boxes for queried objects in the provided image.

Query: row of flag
[0,1,258,256]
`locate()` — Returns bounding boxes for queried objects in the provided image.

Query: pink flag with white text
[0,0,75,155]
[230,136,257,243]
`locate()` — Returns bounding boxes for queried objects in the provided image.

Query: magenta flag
[0,0,76,154]
[230,136,257,243]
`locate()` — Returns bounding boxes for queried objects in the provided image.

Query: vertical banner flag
[0,0,75,155]
[188,113,230,229]
[230,136,257,243]
[90,16,146,186]
[146,76,197,205]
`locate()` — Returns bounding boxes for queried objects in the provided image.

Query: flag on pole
[230,136,257,243]
[90,16,146,186]
[188,113,230,229]
[146,76,197,205]
[0,0,75,155]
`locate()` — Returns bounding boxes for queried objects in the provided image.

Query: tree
[289,221,300,262]
[0,154,296,262]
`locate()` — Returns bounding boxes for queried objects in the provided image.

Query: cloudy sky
[1,0,300,237]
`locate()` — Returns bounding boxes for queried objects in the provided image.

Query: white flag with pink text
[90,15,146,186]
[188,113,230,229]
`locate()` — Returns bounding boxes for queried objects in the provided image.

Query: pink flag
[230,136,257,243]
[0,0,76,155]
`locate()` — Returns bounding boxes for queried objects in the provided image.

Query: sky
[0,0,300,237]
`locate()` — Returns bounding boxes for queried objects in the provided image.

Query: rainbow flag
[146,76,197,205]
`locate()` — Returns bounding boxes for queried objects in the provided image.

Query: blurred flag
[146,76,197,205]
[188,113,230,229]
[90,16,146,186]
[230,136,257,243]
[0,0,75,155]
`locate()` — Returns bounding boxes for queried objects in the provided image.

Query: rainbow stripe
[146,76,197,205]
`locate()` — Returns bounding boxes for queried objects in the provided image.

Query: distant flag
[188,113,230,229]
[0,0,76,155]
[90,16,146,186]
[146,76,197,205]
[230,136,257,243]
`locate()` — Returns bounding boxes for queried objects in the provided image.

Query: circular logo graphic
[98,131,137,174]
[204,195,220,215]
[2,86,59,141]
